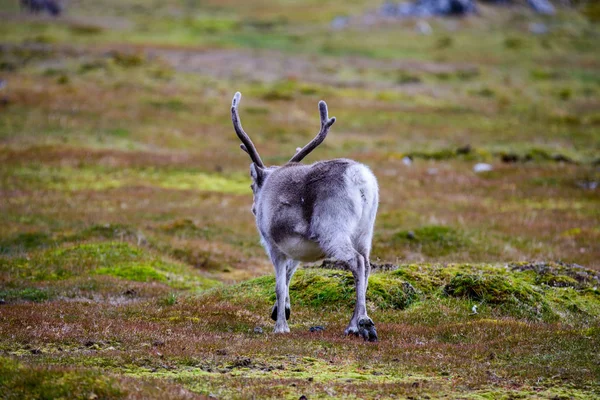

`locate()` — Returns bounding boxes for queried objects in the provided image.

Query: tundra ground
[0,1,599,398]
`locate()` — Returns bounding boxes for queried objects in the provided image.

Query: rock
[473,163,493,173]
[402,156,413,166]
[20,0,62,16]
[456,144,472,155]
[381,1,401,17]
[577,181,598,191]
[331,16,349,30]
[0,299,5,305]
[501,153,519,163]
[528,0,555,15]
[253,326,264,334]
[415,20,433,35]
[529,22,549,35]
[383,0,477,18]
[309,326,325,332]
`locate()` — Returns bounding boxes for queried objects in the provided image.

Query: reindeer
[231,92,379,341]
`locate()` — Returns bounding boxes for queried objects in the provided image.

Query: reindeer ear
[250,163,266,187]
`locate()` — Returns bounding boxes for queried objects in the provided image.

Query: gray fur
[231,93,379,341]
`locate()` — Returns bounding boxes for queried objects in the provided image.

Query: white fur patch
[277,236,325,262]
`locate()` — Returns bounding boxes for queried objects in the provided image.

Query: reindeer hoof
[358,318,378,342]
[273,324,290,334]
[344,326,359,336]
[271,306,291,321]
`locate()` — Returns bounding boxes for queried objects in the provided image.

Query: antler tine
[231,92,265,168]
[289,100,336,163]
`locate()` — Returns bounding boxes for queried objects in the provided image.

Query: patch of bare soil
[150,47,474,90]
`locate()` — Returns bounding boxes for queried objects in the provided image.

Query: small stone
[0,299,5,305]
[528,0,555,15]
[402,156,413,166]
[253,326,264,334]
[331,16,348,30]
[407,231,416,240]
[456,144,471,155]
[529,22,548,35]
[415,20,432,35]
[309,326,325,333]
[501,153,519,163]
[473,163,493,173]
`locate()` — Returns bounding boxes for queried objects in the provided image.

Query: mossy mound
[0,241,219,303]
[228,262,600,324]
[443,273,551,319]
[231,269,419,311]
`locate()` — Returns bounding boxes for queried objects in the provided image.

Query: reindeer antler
[231,92,265,168]
[289,100,336,163]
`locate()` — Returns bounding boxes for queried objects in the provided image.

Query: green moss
[0,241,220,290]
[535,272,579,288]
[95,263,166,282]
[73,224,138,242]
[0,242,143,281]
[0,357,125,399]
[393,225,468,256]
[227,263,600,323]
[147,98,189,112]
[2,166,249,194]
[110,50,144,68]
[261,79,298,101]
[445,273,541,305]
[69,23,104,36]
[159,219,212,239]
[367,274,418,309]
[0,287,50,303]
[444,272,553,320]
[0,232,53,254]
[289,270,355,308]
[231,269,419,311]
